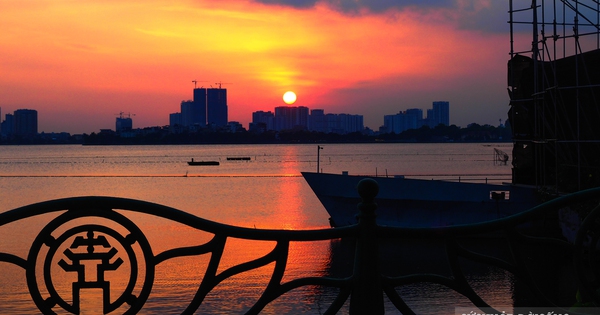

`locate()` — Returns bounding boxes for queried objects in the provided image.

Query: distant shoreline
[1,124,512,145]
[0,139,513,146]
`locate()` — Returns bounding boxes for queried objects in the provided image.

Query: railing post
[350,178,384,315]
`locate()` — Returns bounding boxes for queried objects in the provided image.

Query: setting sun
[283,91,297,105]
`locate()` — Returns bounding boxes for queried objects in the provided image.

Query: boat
[303,1,600,228]
[187,159,219,166]
[226,157,251,161]
[302,172,540,227]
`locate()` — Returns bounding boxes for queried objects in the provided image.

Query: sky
[1,0,519,134]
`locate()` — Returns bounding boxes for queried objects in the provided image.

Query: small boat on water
[187,159,219,166]
[226,157,251,161]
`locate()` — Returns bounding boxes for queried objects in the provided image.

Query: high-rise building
[383,102,449,133]
[14,109,37,137]
[431,101,450,127]
[274,106,309,131]
[1,113,14,136]
[251,111,275,131]
[337,113,364,134]
[193,88,207,126]
[309,109,326,132]
[178,88,209,128]
[171,86,228,130]
[180,100,203,128]
[169,113,181,126]
[180,101,192,127]
[383,109,422,134]
[116,116,133,132]
[309,110,363,134]
[207,88,227,127]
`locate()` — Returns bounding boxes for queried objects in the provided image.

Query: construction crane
[115,112,135,119]
[192,80,208,89]
[215,81,232,89]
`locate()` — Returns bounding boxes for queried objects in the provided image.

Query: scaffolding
[508,0,600,193]
[494,148,510,165]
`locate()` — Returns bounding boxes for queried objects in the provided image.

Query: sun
[283,91,297,105]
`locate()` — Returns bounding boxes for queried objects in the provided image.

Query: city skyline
[2,98,454,136]
[1,1,515,134]
[2,96,461,138]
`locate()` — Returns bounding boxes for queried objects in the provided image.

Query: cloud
[253,0,454,12]
[251,0,507,33]
[453,1,508,33]
[253,0,318,9]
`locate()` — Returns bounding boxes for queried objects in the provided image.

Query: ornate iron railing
[1,179,600,314]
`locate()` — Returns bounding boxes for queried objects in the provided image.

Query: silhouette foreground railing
[2,179,600,314]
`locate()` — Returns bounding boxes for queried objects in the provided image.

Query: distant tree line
[0,123,511,145]
[376,123,511,143]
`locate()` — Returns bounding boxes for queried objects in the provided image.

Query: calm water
[0,143,515,314]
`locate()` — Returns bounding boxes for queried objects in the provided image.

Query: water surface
[0,143,516,314]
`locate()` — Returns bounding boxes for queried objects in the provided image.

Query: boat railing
[408,174,513,184]
[2,180,600,314]
[365,173,513,184]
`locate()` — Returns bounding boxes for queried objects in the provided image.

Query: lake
[0,143,516,314]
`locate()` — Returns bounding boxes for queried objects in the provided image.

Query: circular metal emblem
[26,210,154,314]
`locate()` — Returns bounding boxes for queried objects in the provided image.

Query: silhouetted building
[176,88,209,129]
[169,113,181,126]
[335,113,364,134]
[180,101,192,127]
[251,111,274,131]
[383,102,449,133]
[116,116,133,133]
[428,101,450,127]
[309,109,363,134]
[1,113,14,137]
[192,88,207,126]
[207,88,227,127]
[227,121,244,132]
[181,99,204,128]
[274,106,309,131]
[171,86,227,130]
[252,107,363,134]
[309,109,326,132]
[383,108,422,133]
[14,109,37,137]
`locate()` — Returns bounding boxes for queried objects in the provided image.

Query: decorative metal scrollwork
[2,186,600,314]
[26,209,154,314]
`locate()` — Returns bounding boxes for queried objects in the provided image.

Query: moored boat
[187,159,219,166]
[302,171,540,227]
[226,157,251,161]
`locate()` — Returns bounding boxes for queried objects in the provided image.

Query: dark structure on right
[508,0,600,193]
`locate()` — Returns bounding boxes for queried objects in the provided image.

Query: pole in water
[317,146,323,173]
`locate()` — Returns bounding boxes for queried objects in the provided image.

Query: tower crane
[215,81,232,89]
[115,112,135,119]
[192,80,208,89]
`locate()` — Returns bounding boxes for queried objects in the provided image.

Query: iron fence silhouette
[2,179,600,314]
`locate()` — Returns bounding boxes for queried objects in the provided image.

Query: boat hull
[301,172,540,227]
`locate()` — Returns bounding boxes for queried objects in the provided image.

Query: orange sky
[1,0,514,133]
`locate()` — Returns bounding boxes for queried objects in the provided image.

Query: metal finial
[357,178,379,203]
